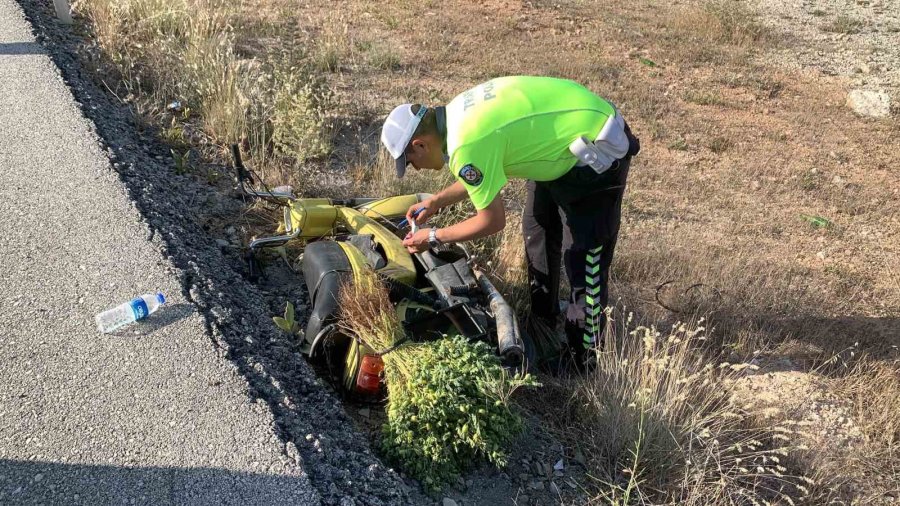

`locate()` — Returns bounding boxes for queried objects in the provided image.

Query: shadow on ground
[109,302,196,337]
[0,42,43,55]
[0,458,310,506]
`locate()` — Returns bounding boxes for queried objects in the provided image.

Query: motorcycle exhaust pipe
[474,269,523,366]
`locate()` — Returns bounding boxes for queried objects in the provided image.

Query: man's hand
[402,228,432,253]
[405,198,437,227]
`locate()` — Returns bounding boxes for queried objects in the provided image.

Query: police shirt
[446,76,618,210]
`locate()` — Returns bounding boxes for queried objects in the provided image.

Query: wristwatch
[428,228,442,249]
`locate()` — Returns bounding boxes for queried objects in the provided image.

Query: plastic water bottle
[95,293,166,333]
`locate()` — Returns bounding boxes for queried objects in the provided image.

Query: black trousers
[523,158,630,352]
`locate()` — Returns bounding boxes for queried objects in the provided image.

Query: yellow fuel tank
[289,199,338,238]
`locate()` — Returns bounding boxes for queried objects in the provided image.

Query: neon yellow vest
[446,76,617,209]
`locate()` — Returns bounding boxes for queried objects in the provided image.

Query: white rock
[442,498,458,506]
[846,89,891,118]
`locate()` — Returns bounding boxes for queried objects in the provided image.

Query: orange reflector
[355,354,384,396]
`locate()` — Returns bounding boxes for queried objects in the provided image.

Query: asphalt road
[0,1,320,503]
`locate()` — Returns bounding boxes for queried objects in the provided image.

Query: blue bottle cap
[156,292,166,304]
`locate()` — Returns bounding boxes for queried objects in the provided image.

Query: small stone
[34,473,43,482]
[528,480,545,491]
[215,239,230,248]
[442,498,458,506]
[225,226,237,235]
[358,408,370,418]
[750,180,761,190]
[846,89,891,118]
[518,495,530,503]
[518,473,530,482]
[832,175,844,184]
[816,251,826,260]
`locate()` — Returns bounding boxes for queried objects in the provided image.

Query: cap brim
[395,154,407,178]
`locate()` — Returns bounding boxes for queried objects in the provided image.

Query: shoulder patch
[458,164,483,186]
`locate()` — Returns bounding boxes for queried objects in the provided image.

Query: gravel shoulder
[3,1,413,504]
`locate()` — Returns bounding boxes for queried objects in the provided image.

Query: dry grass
[337,267,413,385]
[565,316,811,504]
[76,0,900,502]
[835,357,900,457]
[822,15,864,34]
[825,357,900,502]
[75,0,333,181]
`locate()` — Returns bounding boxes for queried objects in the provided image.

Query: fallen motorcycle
[230,146,524,399]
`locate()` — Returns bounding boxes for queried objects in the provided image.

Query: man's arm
[402,196,505,252]
[436,196,505,243]
[431,181,469,209]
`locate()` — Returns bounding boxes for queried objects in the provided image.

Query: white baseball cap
[381,104,427,177]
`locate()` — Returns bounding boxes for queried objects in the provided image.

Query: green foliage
[273,301,301,333]
[161,124,185,146]
[381,337,536,490]
[800,214,833,229]
[171,148,191,175]
[271,66,333,163]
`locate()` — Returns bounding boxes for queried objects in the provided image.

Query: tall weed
[572,316,811,504]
